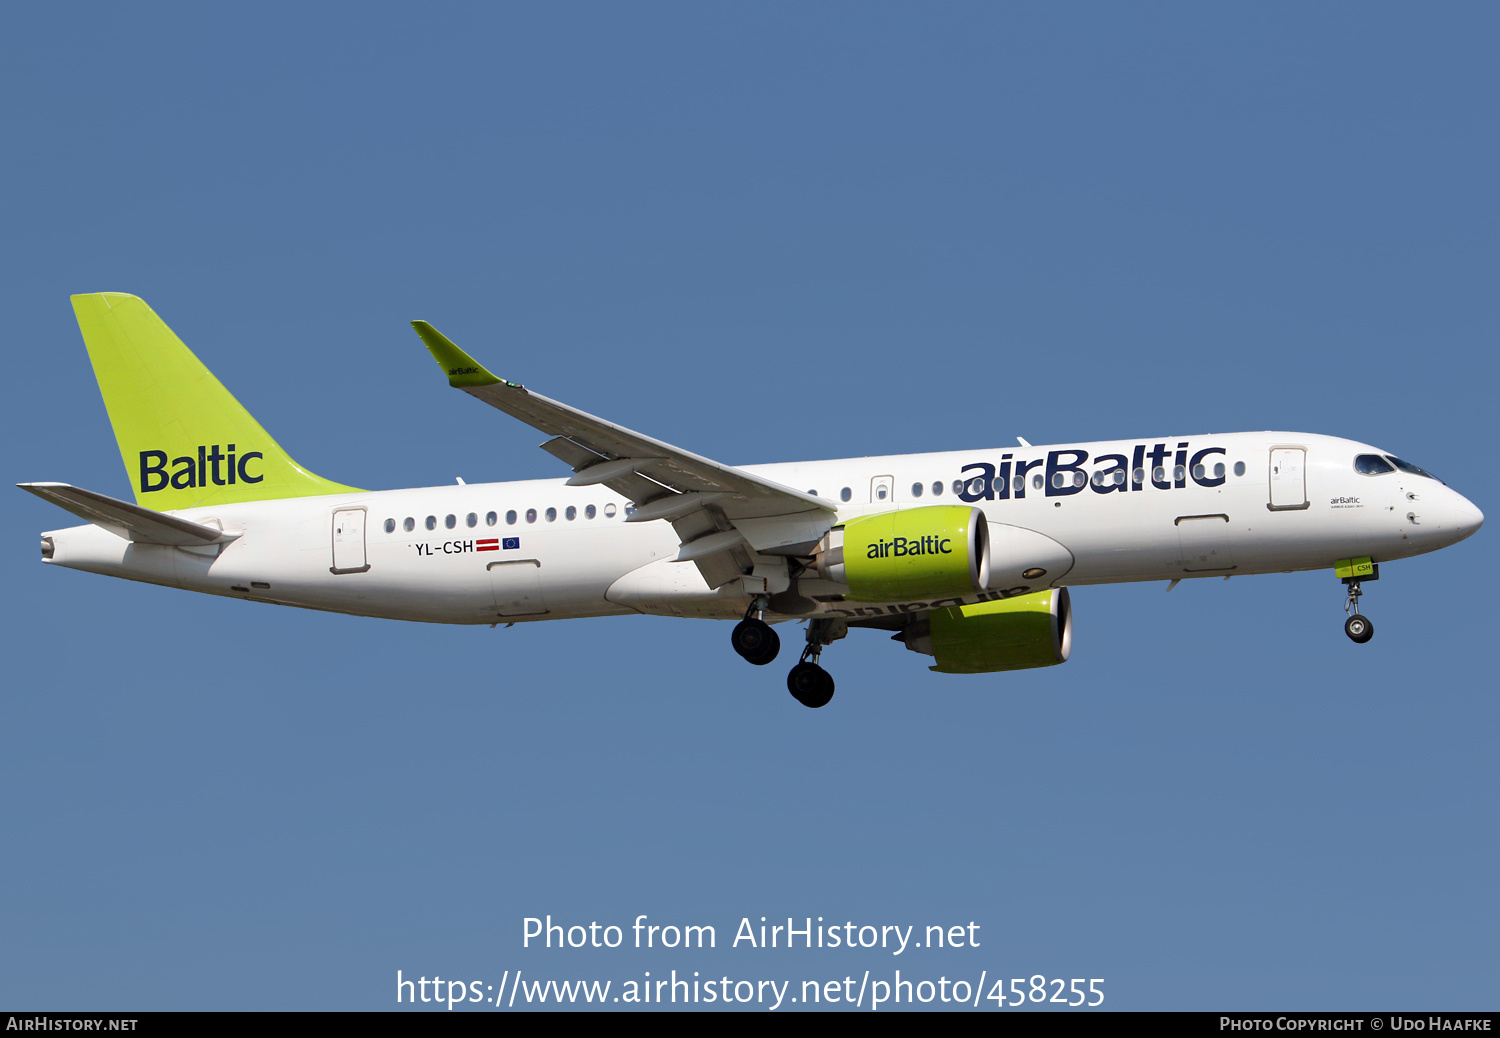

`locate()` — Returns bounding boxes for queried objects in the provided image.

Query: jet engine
[814,505,990,602]
[899,588,1072,673]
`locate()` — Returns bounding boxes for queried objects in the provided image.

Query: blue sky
[2,3,1495,1011]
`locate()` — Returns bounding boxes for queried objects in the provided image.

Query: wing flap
[538,435,605,471]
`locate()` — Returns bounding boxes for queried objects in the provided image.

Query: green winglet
[411,321,507,388]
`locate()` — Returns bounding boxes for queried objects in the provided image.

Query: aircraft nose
[1454,493,1484,543]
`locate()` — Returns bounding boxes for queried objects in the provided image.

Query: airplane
[22,293,1485,708]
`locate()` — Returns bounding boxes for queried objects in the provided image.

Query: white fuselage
[40,432,1483,625]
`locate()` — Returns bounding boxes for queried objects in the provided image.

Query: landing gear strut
[732,596,780,665]
[1343,570,1377,644]
[787,619,845,708]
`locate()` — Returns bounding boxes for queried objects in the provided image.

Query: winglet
[411,321,509,389]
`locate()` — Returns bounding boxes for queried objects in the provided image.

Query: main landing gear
[730,603,846,708]
[787,619,846,709]
[731,596,781,666]
[1342,568,1378,644]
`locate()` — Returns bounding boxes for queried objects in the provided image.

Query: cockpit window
[1385,456,1442,483]
[1354,454,1395,475]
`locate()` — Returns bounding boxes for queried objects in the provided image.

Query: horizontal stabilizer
[18,482,237,545]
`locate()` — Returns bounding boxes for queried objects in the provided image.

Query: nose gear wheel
[1341,571,1377,644]
[1344,613,1374,643]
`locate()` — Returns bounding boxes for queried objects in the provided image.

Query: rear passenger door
[331,508,369,573]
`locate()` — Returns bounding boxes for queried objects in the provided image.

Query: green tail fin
[71,293,359,510]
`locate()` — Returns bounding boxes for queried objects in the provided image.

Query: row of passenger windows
[384,458,1256,535]
[383,503,619,534]
[813,461,1246,502]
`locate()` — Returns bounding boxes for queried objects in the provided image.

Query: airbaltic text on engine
[868,535,952,559]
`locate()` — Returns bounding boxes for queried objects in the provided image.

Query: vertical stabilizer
[71,293,358,510]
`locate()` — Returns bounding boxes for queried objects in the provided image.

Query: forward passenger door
[1268,448,1308,511]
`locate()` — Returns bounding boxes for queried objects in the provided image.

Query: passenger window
[1355,454,1396,475]
[545,507,556,522]
[968,477,986,495]
[585,504,596,519]
[952,480,964,495]
[1013,475,1024,493]
[1213,463,1225,479]
[466,512,478,528]
[1133,468,1145,484]
[1173,465,1186,483]
[604,503,617,518]
[932,481,943,497]
[911,482,924,498]
[506,510,517,525]
[1113,470,1125,485]
[876,486,888,500]
[1233,461,1246,477]
[425,515,437,531]
[1192,464,1205,480]
[1051,472,1066,488]
[840,487,852,502]
[444,514,456,529]
[383,518,396,533]
[403,517,415,533]
[1152,466,1166,484]
[525,508,537,524]
[565,505,576,520]
[486,511,497,526]
[1032,474,1043,490]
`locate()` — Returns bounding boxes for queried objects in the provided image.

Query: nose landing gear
[1341,565,1378,644]
[787,618,846,708]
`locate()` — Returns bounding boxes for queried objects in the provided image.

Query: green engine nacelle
[818,505,990,602]
[902,588,1073,674]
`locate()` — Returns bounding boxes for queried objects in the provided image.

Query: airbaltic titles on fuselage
[953,442,1228,500]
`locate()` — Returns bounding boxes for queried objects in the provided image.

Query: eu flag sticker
[502,537,520,550]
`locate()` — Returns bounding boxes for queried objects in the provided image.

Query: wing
[412,322,837,589]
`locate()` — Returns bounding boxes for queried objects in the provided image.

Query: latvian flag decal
[477,538,500,552]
